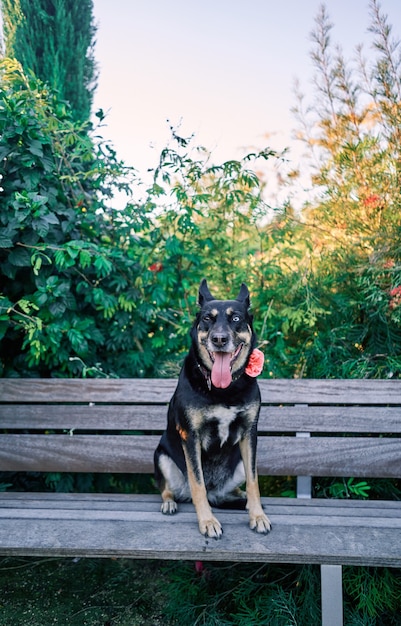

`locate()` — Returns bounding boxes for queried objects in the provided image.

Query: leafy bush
[163,562,321,626]
[0,59,186,377]
[289,1,401,379]
[0,59,286,377]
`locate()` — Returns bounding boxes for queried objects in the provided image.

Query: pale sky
[92,1,401,190]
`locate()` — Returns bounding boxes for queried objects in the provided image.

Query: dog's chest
[196,403,256,449]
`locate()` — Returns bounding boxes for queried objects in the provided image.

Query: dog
[154,279,271,539]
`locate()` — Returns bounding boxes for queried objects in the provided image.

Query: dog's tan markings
[230,326,253,374]
[225,307,234,316]
[239,437,271,534]
[182,441,223,539]
[176,425,188,441]
[186,407,207,431]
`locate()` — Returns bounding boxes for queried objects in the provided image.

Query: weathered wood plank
[257,437,401,478]
[0,496,400,566]
[260,406,401,433]
[2,404,401,433]
[0,434,400,477]
[2,493,401,517]
[0,378,177,403]
[2,378,401,405]
[259,379,401,405]
[0,405,167,431]
[2,506,401,529]
[0,434,160,473]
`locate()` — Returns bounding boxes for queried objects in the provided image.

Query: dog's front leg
[239,434,271,534]
[182,438,223,539]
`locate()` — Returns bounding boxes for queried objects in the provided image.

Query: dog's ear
[236,283,250,308]
[198,279,214,305]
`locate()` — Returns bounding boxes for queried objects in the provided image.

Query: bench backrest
[1,378,401,480]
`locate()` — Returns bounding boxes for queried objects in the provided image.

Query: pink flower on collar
[245,348,264,377]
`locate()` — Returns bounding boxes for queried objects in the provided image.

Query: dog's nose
[211,333,229,347]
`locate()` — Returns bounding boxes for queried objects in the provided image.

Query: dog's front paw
[199,515,223,539]
[160,500,177,515]
[249,512,271,534]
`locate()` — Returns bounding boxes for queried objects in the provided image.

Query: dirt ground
[0,557,178,626]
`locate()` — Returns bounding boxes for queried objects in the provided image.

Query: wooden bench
[1,378,401,626]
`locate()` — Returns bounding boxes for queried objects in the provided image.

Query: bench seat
[0,492,400,567]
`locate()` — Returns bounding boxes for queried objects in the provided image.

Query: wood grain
[0,434,160,473]
[2,404,401,433]
[0,404,168,431]
[2,378,401,404]
[0,433,399,477]
[0,494,400,567]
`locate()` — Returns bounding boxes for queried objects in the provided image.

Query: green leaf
[54,249,75,269]
[0,235,13,247]
[49,301,67,316]
[94,254,113,277]
[67,328,88,354]
[27,139,44,157]
[8,247,31,266]
[79,249,92,268]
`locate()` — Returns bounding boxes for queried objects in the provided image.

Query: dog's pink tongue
[211,352,232,389]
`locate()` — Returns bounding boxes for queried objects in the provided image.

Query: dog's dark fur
[154,280,271,538]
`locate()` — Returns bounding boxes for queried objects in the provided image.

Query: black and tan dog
[154,279,271,538]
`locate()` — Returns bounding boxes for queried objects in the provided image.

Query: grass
[2,556,401,625]
[0,557,178,625]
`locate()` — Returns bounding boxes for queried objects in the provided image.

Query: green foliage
[0,58,153,377]
[3,2,401,385]
[315,477,371,499]
[0,62,287,377]
[1,0,97,121]
[344,566,401,622]
[285,0,401,379]
[163,562,321,626]
[162,560,401,625]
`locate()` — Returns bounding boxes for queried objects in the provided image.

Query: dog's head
[191,279,256,389]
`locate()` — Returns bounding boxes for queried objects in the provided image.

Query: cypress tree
[1,0,97,121]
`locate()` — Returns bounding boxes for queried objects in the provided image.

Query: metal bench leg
[321,564,343,626]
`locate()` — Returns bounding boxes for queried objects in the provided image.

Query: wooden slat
[2,404,401,433]
[0,433,400,477]
[0,405,167,431]
[2,493,401,515]
[2,378,401,405]
[0,434,159,473]
[0,495,400,567]
[0,378,177,404]
[2,505,401,528]
[260,379,401,405]
[260,406,401,433]
[257,437,401,478]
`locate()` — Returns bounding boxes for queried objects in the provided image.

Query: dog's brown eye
[203,315,211,322]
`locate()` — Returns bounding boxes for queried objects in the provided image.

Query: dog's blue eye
[203,315,211,322]
[232,315,241,322]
